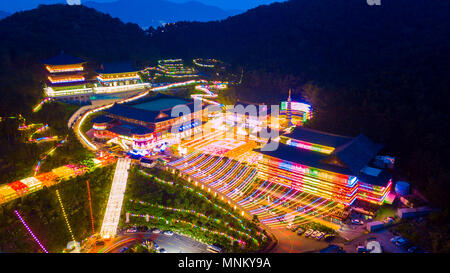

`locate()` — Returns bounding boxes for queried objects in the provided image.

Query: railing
[45,83,151,98]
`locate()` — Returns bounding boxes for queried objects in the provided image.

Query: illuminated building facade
[91,93,206,149]
[218,101,280,139]
[42,52,90,97]
[280,90,312,125]
[91,114,157,150]
[256,127,392,206]
[96,62,142,87]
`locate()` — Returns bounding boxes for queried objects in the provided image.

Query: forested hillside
[0,1,449,210]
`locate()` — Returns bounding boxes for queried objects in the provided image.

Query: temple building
[91,93,206,150]
[42,52,91,97]
[256,127,392,206]
[96,62,143,88]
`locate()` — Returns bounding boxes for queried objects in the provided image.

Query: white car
[304,229,314,237]
[316,232,325,241]
[163,230,174,236]
[351,219,364,225]
[311,230,320,238]
[127,227,137,233]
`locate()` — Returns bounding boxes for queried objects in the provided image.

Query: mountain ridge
[84,0,240,27]
[0,10,10,20]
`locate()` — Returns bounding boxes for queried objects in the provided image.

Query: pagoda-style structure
[42,51,89,97]
[280,90,312,126]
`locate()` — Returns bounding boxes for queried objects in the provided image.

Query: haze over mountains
[0,10,10,20]
[0,0,286,27]
[168,0,288,11]
[83,0,240,28]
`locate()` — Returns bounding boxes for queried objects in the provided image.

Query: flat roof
[255,142,354,175]
[104,93,202,124]
[359,169,391,187]
[132,97,190,112]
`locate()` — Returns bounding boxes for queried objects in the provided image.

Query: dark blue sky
[0,0,287,13]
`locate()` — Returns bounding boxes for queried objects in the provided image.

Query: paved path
[100,158,132,239]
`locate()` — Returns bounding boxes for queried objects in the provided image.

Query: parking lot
[117,230,210,253]
[340,229,408,253]
[270,227,330,253]
[152,233,209,253]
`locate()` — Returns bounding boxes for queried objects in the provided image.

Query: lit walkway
[100,157,131,239]
[170,153,342,230]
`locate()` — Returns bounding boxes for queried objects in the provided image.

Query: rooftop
[91,115,113,124]
[97,62,139,74]
[284,126,353,148]
[104,93,202,124]
[131,97,190,112]
[107,123,154,137]
[42,52,86,65]
[333,134,383,175]
[256,142,355,175]
[256,131,389,186]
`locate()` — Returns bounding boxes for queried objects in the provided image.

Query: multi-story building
[42,52,91,98]
[256,127,392,206]
[91,93,206,150]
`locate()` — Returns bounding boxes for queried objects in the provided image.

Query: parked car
[356,246,368,253]
[163,230,174,236]
[395,237,409,247]
[159,248,166,253]
[126,227,137,233]
[153,243,159,249]
[390,236,401,243]
[316,232,325,241]
[324,234,335,242]
[304,229,314,237]
[296,228,305,235]
[311,230,320,238]
[401,241,412,250]
[408,246,418,253]
[320,245,345,253]
[151,228,161,234]
[119,247,128,253]
[351,219,364,225]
